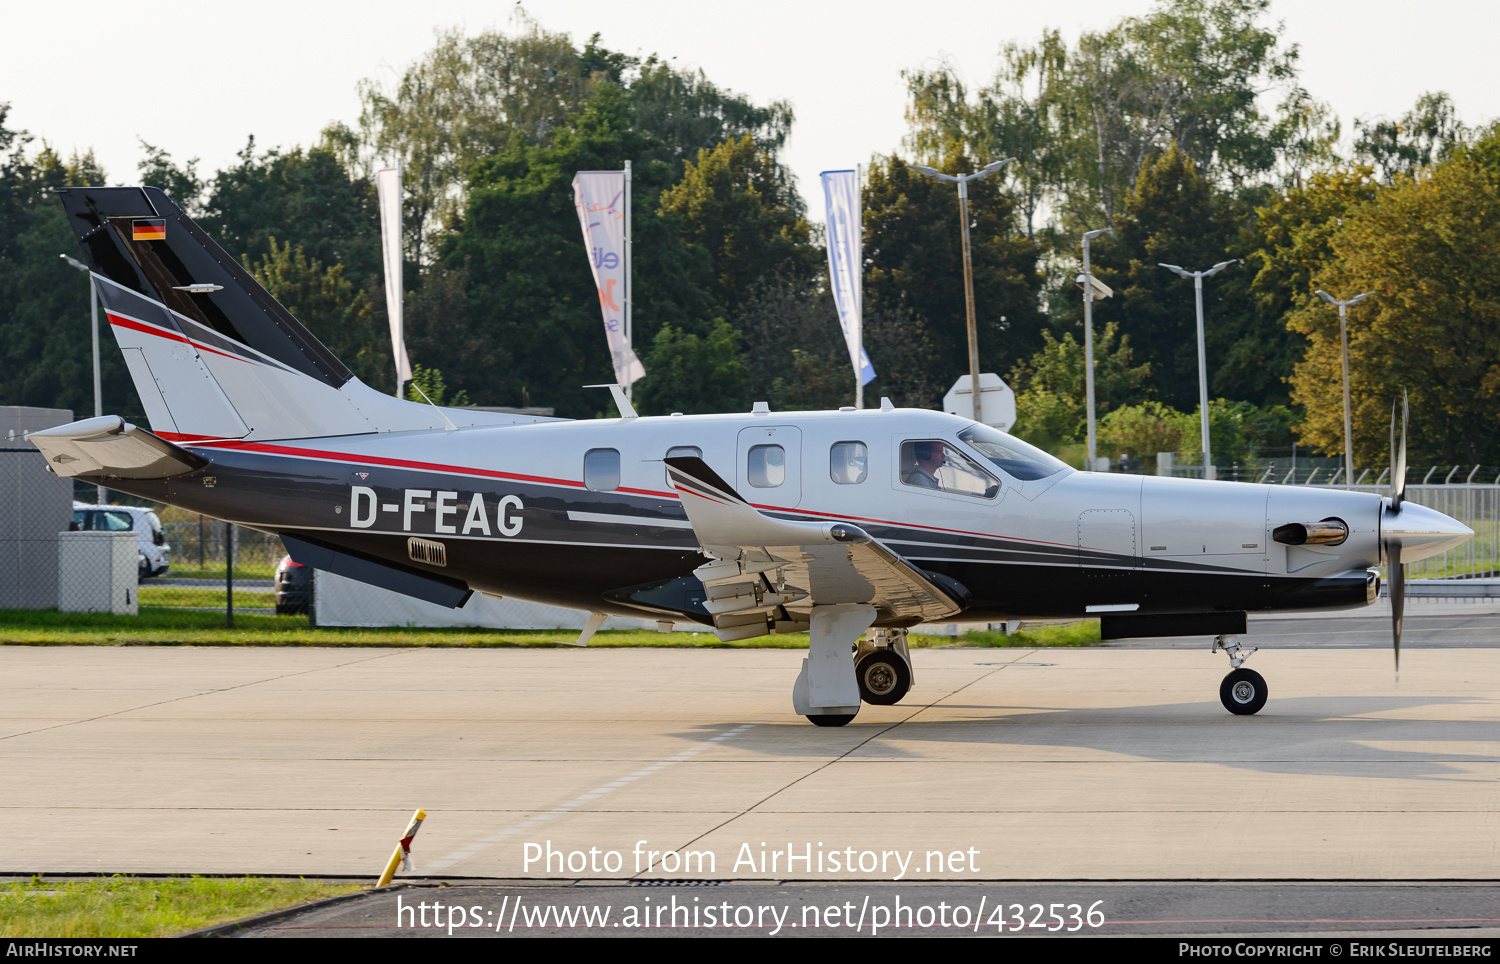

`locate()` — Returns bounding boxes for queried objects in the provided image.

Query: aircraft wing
[665,456,964,640]
[27,415,208,480]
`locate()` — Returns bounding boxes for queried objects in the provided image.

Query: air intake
[407,537,448,567]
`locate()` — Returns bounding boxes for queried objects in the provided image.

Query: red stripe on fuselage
[174,436,1074,549]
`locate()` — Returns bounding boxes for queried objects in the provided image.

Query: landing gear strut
[1213,634,1267,715]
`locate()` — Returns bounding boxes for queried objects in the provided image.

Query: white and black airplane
[30,186,1473,725]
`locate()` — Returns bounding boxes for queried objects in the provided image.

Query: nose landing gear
[1213,634,1267,715]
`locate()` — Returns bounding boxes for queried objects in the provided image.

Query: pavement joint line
[420,720,764,874]
[649,655,1042,871]
[0,648,413,744]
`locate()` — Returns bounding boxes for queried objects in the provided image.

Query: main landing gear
[795,614,916,726]
[1213,634,1267,715]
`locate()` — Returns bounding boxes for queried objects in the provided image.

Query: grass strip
[0,876,363,938]
[0,608,1100,648]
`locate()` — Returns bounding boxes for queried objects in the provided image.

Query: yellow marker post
[376,808,426,887]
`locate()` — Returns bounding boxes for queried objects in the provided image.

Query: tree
[903,0,1307,235]
[137,140,205,217]
[1287,156,1500,466]
[863,152,1045,381]
[1229,167,1378,406]
[1354,91,1469,184]
[1086,145,1240,410]
[1008,321,1152,455]
[355,19,793,264]
[440,90,713,415]
[634,320,750,416]
[202,139,381,283]
[247,240,389,390]
[0,110,145,419]
[658,135,818,318]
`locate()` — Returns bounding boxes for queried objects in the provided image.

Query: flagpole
[855,163,864,410]
[624,159,633,402]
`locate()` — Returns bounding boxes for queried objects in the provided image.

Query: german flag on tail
[132,218,166,241]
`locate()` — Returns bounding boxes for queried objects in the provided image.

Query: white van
[71,503,173,580]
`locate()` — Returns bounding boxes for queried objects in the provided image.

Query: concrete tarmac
[3,604,1499,888]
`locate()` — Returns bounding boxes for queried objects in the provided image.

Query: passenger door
[736,425,802,510]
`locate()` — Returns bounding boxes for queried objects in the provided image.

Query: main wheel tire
[807,713,857,727]
[856,651,912,705]
[1220,667,1268,715]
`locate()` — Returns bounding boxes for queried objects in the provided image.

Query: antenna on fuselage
[585,383,638,420]
[407,380,458,432]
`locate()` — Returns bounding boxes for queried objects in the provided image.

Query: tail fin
[56,186,520,441]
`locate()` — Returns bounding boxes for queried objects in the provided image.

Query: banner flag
[821,169,876,388]
[572,171,645,388]
[375,165,413,391]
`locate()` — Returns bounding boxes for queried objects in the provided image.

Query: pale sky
[3,0,1494,212]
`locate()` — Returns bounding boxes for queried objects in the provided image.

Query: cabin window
[899,440,999,498]
[664,445,702,487]
[584,448,621,492]
[746,444,786,488]
[830,441,868,485]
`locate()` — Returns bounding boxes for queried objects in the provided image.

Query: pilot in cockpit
[902,441,945,489]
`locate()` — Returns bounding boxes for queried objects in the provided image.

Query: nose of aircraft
[1382,500,1474,563]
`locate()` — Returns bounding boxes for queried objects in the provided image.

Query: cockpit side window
[899,440,1000,498]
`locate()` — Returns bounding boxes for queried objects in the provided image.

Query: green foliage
[635,319,750,416]
[355,18,793,263]
[404,364,470,407]
[0,107,143,419]
[1288,156,1500,466]
[863,152,1046,379]
[137,140,205,216]
[1170,398,1299,465]
[658,135,818,318]
[1008,321,1151,452]
[440,89,712,415]
[202,139,381,283]
[1354,91,1470,183]
[1085,146,1243,411]
[0,877,362,938]
[905,0,1308,236]
[1097,401,1186,467]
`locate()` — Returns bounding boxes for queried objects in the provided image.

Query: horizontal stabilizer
[27,415,208,480]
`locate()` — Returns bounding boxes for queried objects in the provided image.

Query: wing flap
[27,415,208,480]
[666,456,963,637]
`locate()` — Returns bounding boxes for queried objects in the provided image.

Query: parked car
[71,502,171,581]
[274,555,313,615]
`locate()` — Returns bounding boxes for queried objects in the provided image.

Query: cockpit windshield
[957,424,1070,481]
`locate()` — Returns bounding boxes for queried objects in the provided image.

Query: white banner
[375,166,413,389]
[821,169,876,388]
[572,171,645,388]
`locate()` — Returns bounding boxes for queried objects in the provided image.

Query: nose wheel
[1220,667,1267,715]
[1213,634,1266,715]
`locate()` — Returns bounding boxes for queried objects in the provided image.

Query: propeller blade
[1389,537,1403,684]
[1393,389,1408,511]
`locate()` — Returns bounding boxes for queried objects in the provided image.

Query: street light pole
[1080,228,1113,470]
[60,254,104,504]
[1316,289,1375,487]
[910,158,1017,427]
[1160,260,1238,481]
